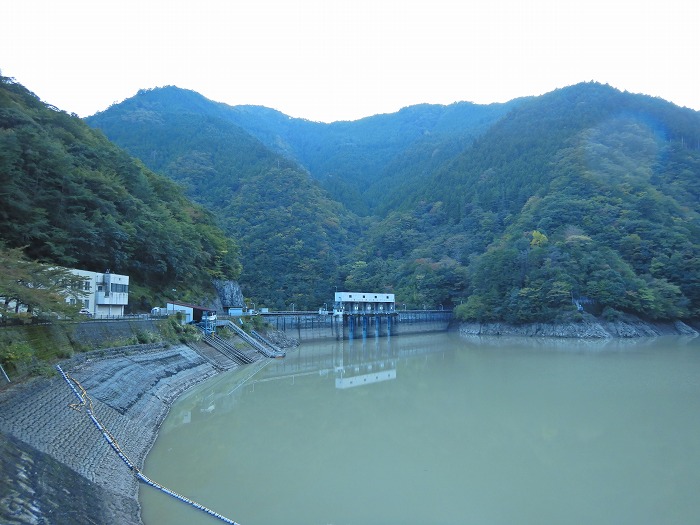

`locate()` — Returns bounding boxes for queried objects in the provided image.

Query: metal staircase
[251,329,285,356]
[222,321,286,358]
[202,333,258,364]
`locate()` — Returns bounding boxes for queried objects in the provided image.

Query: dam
[258,309,452,341]
[255,291,453,340]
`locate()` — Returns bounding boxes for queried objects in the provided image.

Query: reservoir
[140,332,700,525]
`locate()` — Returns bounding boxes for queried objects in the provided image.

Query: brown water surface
[141,332,700,525]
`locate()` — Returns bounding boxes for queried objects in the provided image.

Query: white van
[202,311,217,322]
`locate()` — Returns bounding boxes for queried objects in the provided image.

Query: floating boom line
[56,364,240,525]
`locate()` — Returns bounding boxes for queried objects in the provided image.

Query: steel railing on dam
[256,310,453,341]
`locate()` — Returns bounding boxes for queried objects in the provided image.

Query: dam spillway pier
[228,292,452,342]
[259,309,452,341]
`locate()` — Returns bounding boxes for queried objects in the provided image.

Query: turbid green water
[140,332,700,525]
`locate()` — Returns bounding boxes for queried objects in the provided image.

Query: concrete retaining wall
[0,343,223,525]
[260,312,452,341]
[0,432,133,524]
[70,318,163,348]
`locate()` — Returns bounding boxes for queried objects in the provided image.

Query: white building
[67,269,129,317]
[334,292,395,315]
[166,301,216,325]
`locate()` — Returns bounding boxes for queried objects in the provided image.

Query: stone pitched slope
[0,344,223,525]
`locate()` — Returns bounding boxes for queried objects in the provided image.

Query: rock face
[212,280,245,309]
[264,330,300,349]
[459,315,699,338]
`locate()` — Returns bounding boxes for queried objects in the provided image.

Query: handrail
[56,365,240,524]
[203,334,256,364]
[222,321,284,358]
[251,330,285,357]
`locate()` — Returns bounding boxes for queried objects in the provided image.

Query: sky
[1,0,698,123]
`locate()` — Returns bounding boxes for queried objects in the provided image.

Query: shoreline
[0,342,228,525]
[2,320,698,523]
[459,315,700,338]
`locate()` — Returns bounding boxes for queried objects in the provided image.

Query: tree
[0,246,87,322]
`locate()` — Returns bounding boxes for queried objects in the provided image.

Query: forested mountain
[223,100,521,216]
[0,75,241,309]
[89,87,518,216]
[355,83,700,321]
[87,87,362,310]
[88,82,700,322]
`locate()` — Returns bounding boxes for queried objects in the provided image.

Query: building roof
[166,301,213,312]
[335,292,395,303]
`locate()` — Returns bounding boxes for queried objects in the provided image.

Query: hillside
[224,100,521,215]
[89,87,518,216]
[0,75,241,309]
[88,82,700,321]
[88,87,361,309]
[360,83,700,321]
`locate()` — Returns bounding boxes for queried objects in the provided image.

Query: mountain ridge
[91,86,522,216]
[0,75,242,310]
[63,82,700,319]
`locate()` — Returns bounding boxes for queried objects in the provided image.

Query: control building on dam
[260,291,453,341]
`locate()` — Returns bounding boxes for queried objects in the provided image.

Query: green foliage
[135,330,158,344]
[0,245,88,321]
[90,87,516,218]
[0,323,72,377]
[345,84,700,321]
[0,339,33,370]
[11,79,700,322]
[235,314,267,333]
[88,90,360,310]
[0,76,241,309]
[227,166,359,309]
[156,316,202,344]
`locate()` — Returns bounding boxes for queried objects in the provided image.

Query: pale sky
[1,0,698,122]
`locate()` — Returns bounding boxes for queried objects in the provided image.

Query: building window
[110,283,129,293]
[83,300,90,308]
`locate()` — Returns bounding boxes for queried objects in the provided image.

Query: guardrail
[222,321,285,358]
[202,334,257,364]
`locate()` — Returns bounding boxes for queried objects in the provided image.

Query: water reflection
[143,333,700,525]
[334,337,398,388]
[157,359,270,434]
[251,333,449,389]
[157,334,453,439]
[461,332,699,351]
[157,331,700,437]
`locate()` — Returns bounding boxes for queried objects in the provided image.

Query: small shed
[166,301,215,324]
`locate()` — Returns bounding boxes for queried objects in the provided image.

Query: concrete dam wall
[260,310,453,341]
